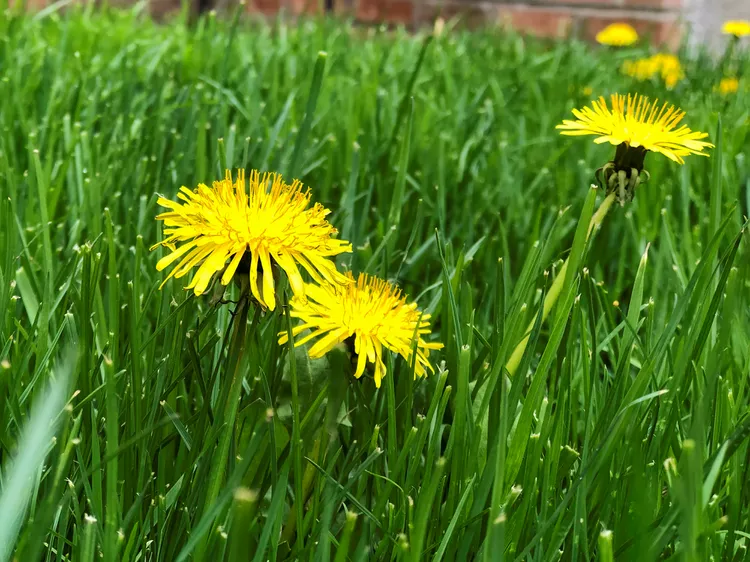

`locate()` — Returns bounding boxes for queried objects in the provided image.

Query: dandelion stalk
[505,192,616,378]
[510,91,714,378]
[279,437,322,547]
[720,21,750,78]
[718,36,738,78]
[279,343,350,547]
[195,292,262,562]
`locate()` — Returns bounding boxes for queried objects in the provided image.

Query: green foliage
[0,5,748,561]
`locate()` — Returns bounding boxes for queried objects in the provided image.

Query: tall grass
[0,5,748,561]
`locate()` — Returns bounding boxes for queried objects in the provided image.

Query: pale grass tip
[234,487,259,503]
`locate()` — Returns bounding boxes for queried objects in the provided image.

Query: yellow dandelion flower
[557,94,712,204]
[717,77,739,94]
[650,53,680,71]
[151,169,352,309]
[596,23,639,47]
[652,53,683,88]
[622,58,657,81]
[622,54,683,88]
[278,272,443,388]
[661,67,683,89]
[722,20,750,37]
[557,94,712,165]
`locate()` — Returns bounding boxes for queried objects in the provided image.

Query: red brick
[580,12,681,47]
[355,0,380,22]
[289,0,321,15]
[438,3,491,29]
[332,0,355,15]
[496,5,574,38]
[381,0,413,25]
[247,0,281,14]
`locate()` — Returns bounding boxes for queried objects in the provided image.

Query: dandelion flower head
[152,169,352,309]
[596,23,639,46]
[556,94,713,165]
[279,272,443,388]
[622,58,656,82]
[650,53,683,88]
[722,20,750,37]
[717,77,740,94]
[622,53,683,88]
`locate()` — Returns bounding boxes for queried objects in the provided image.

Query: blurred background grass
[0,5,749,561]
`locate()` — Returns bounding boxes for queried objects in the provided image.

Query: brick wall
[248,0,682,44]
[16,0,683,45]
[267,0,681,44]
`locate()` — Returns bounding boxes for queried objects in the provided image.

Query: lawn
[0,5,749,561]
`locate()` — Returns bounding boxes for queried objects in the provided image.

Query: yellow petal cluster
[153,168,443,387]
[279,272,442,388]
[557,93,713,164]
[595,23,639,47]
[722,20,750,37]
[717,77,739,95]
[151,169,351,309]
[622,53,683,88]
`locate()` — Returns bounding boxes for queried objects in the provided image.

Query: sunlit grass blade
[0,350,73,562]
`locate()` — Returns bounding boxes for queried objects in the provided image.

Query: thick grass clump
[0,5,748,561]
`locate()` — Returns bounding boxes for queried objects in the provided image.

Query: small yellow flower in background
[557,94,713,203]
[717,77,740,94]
[582,86,594,97]
[622,54,683,88]
[722,20,750,37]
[651,53,683,88]
[151,169,352,309]
[278,272,443,388]
[596,23,639,47]
[661,68,683,89]
[622,58,655,81]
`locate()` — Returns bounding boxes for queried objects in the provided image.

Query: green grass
[1,4,749,561]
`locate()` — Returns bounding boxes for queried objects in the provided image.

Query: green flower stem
[719,35,738,78]
[505,192,616,378]
[279,436,322,546]
[195,293,261,562]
